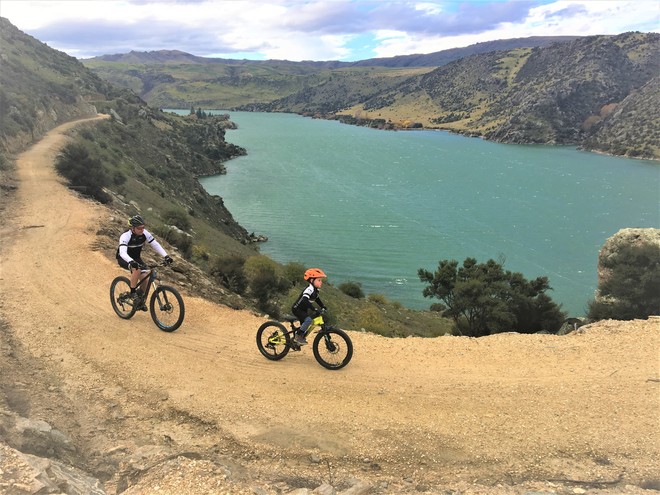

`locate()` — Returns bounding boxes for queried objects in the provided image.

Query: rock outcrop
[597,228,660,286]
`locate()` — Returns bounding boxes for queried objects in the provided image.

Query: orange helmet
[304,268,326,281]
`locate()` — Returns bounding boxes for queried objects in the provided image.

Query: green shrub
[152,225,193,259]
[419,257,565,336]
[54,143,111,203]
[356,306,385,333]
[245,255,291,312]
[339,281,365,299]
[163,207,191,231]
[368,293,388,305]
[192,244,210,261]
[430,303,446,313]
[112,170,127,185]
[282,261,306,285]
[209,254,248,294]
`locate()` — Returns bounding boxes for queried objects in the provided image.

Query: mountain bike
[110,261,185,332]
[256,312,353,370]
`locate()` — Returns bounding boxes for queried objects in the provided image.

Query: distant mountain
[81,37,578,117]
[88,36,577,68]
[348,36,579,67]
[89,49,347,69]
[82,31,659,159]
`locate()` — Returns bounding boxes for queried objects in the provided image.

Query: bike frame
[269,314,329,346]
[135,267,159,302]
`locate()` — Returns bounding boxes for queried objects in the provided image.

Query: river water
[188,110,659,316]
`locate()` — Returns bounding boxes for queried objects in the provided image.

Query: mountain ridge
[83,31,659,159]
[87,35,578,67]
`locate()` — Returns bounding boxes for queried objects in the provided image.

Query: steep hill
[0,16,254,251]
[339,32,659,158]
[0,16,114,153]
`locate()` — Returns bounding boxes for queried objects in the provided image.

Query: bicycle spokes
[323,335,339,353]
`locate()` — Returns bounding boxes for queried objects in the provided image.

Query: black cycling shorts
[116,254,145,271]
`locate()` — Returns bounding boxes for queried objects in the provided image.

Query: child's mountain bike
[110,261,185,332]
[256,312,353,370]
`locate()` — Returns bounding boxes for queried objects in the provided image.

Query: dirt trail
[0,116,658,494]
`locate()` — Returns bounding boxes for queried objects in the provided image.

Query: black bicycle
[110,261,185,332]
[256,312,353,370]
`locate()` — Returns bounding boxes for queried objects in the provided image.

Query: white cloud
[371,1,659,58]
[1,0,657,61]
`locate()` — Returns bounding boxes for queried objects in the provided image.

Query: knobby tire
[110,276,138,319]
[313,328,353,370]
[256,321,291,361]
[150,285,185,332]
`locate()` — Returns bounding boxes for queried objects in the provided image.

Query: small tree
[418,257,565,337]
[282,261,306,286]
[244,256,291,314]
[209,254,247,294]
[339,281,365,299]
[163,208,191,231]
[55,143,110,203]
[588,243,660,320]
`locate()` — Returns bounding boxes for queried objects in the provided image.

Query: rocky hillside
[582,75,660,158]
[341,32,659,158]
[0,17,115,154]
[0,17,254,250]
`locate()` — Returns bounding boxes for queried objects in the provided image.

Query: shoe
[139,304,148,312]
[294,333,307,345]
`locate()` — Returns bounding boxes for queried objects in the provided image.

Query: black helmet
[129,214,145,227]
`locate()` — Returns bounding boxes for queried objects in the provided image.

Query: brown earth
[0,117,658,495]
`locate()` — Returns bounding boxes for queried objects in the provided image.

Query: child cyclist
[291,268,327,345]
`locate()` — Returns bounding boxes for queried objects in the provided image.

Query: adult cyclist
[116,214,172,302]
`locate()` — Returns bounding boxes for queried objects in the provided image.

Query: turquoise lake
[188,111,659,316]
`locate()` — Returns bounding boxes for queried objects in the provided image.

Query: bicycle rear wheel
[150,285,185,332]
[256,321,291,360]
[313,328,353,370]
[110,276,138,319]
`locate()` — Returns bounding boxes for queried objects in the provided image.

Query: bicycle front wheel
[110,276,138,319]
[150,285,185,332]
[313,328,353,370]
[256,321,291,361]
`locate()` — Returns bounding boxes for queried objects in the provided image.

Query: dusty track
[0,117,658,494]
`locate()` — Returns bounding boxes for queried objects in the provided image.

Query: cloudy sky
[1,0,658,61]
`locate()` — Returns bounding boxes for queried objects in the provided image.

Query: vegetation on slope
[343,33,659,158]
[0,16,117,154]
